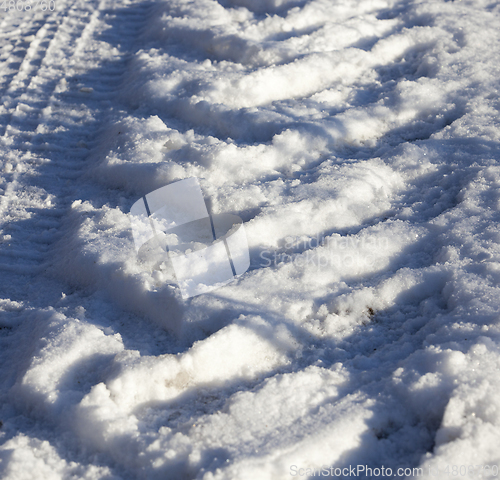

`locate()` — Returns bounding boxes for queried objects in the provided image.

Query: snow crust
[1,0,500,478]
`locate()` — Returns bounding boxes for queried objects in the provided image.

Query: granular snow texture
[1,0,500,478]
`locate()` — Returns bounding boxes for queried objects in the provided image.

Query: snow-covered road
[1,0,500,478]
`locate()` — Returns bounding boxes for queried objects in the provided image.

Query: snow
[1,0,500,478]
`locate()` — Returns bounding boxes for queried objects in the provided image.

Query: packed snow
[1,0,500,478]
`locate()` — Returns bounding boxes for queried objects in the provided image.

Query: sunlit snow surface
[1,0,500,478]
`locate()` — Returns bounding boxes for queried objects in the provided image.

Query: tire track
[0,12,61,136]
[0,10,157,476]
[0,2,92,273]
[0,0,152,282]
[0,8,158,476]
